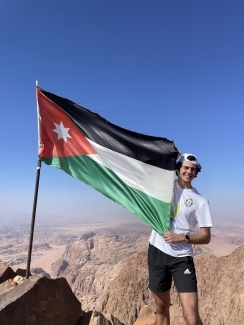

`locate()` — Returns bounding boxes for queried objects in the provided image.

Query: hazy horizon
[0,209,243,227]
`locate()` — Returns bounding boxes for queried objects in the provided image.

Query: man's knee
[156,299,170,313]
[153,292,171,314]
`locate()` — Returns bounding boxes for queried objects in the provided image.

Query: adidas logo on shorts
[184,269,191,274]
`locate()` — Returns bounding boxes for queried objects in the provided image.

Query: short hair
[175,162,201,178]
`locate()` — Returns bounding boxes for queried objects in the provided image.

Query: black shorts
[148,244,197,293]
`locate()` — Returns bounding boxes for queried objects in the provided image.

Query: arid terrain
[0,213,243,276]
[0,213,244,324]
[0,214,124,276]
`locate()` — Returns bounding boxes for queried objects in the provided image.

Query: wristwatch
[184,234,190,243]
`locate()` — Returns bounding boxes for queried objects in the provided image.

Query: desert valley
[0,213,244,324]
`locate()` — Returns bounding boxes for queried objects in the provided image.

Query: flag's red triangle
[38,89,96,158]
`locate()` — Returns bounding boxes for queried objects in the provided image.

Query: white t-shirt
[149,180,214,257]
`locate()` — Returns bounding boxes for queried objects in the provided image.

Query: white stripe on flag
[87,139,175,202]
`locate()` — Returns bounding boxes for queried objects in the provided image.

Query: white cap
[177,153,201,169]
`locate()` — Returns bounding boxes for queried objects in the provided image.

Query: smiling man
[148,153,213,325]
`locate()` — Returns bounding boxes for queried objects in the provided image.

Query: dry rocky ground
[97,246,244,325]
[0,214,244,324]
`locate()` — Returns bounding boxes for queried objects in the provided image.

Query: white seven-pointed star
[52,122,72,143]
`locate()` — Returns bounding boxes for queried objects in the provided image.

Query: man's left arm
[163,227,211,245]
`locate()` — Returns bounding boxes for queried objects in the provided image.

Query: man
[148,153,213,325]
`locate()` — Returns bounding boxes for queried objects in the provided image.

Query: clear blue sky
[0,0,243,223]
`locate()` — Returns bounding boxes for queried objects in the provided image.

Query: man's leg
[178,292,203,325]
[148,245,173,324]
[153,290,171,325]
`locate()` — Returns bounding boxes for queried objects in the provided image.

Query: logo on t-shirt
[184,198,193,207]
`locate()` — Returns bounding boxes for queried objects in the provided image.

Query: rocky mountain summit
[52,231,148,310]
[51,224,216,310]
[51,228,244,325]
[96,245,244,325]
[1,219,244,324]
[0,264,81,325]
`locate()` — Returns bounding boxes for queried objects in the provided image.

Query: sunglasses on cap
[186,155,197,162]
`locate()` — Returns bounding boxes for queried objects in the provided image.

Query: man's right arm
[163,227,211,244]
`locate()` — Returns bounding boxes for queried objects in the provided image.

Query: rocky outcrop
[0,275,81,325]
[30,267,51,278]
[134,305,155,325]
[51,230,219,313]
[52,233,147,310]
[195,245,244,325]
[98,252,153,325]
[1,224,244,325]
[98,246,244,325]
[79,310,123,325]
[193,245,215,258]
[0,263,17,284]
[225,236,244,245]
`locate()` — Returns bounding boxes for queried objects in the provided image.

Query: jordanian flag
[37,88,179,234]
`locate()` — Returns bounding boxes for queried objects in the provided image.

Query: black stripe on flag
[40,88,179,170]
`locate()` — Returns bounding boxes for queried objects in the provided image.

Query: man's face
[178,162,197,183]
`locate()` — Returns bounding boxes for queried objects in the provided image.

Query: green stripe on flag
[41,155,171,234]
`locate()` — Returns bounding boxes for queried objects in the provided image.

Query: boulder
[79,310,123,325]
[81,310,112,325]
[15,268,32,277]
[0,263,16,284]
[134,305,155,325]
[0,275,81,325]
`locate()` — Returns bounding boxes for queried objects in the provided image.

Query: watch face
[185,235,189,242]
